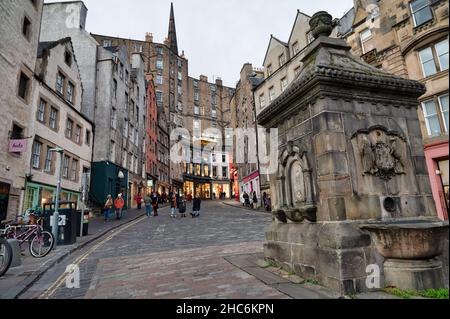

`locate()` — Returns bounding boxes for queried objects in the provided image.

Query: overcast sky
[45,0,354,87]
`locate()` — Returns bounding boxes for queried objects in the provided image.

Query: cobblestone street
[20,201,291,299]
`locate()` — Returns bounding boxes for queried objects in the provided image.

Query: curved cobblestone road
[21,201,288,299]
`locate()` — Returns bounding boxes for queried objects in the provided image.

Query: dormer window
[292,41,300,55]
[278,53,286,67]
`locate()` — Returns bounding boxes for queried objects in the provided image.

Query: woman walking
[178,195,187,218]
[191,194,202,218]
[170,192,177,218]
[144,193,153,217]
[252,192,258,209]
[104,195,113,222]
[151,192,159,216]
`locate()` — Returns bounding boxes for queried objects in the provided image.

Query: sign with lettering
[9,139,27,153]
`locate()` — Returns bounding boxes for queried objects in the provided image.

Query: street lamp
[49,148,64,244]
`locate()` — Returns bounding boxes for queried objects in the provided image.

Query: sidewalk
[221,200,271,214]
[0,205,167,299]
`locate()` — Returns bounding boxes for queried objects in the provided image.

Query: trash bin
[76,210,89,237]
[43,201,77,246]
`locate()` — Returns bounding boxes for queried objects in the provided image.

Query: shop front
[183,176,212,200]
[425,140,449,220]
[212,182,230,199]
[90,161,129,209]
[23,182,81,211]
[0,182,10,221]
[240,171,261,206]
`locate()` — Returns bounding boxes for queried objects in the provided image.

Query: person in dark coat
[191,194,202,218]
[178,195,187,218]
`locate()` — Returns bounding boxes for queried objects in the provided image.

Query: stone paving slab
[0,206,159,299]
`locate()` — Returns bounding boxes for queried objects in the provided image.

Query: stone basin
[360,218,449,260]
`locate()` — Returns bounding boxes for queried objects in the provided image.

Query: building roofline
[287,10,312,45]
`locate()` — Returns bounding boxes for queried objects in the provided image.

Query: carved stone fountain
[257,11,449,295]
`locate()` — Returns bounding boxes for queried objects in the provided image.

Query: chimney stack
[215,77,223,87]
[145,32,153,43]
[200,75,208,82]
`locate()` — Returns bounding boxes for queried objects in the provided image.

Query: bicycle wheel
[0,238,13,277]
[29,230,55,258]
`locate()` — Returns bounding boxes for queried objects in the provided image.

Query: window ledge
[420,69,449,82]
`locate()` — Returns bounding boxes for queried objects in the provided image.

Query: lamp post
[49,148,64,244]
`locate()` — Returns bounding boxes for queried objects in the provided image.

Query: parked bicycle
[0,236,12,277]
[1,209,55,258]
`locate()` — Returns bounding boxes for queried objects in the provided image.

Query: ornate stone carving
[277,143,316,223]
[354,127,406,181]
[309,11,334,39]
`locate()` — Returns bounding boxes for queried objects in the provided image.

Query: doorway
[0,182,10,221]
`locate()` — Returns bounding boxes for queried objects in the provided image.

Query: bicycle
[0,235,13,277]
[1,212,55,258]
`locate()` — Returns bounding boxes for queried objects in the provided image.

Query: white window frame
[410,0,433,27]
[259,94,266,108]
[360,28,372,54]
[438,94,449,133]
[38,99,46,122]
[32,142,41,169]
[44,147,52,172]
[422,99,441,136]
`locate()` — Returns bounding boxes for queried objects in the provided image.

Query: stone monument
[257,11,449,295]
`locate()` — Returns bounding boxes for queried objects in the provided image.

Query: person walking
[135,193,142,210]
[263,192,268,211]
[253,192,258,209]
[178,195,187,218]
[151,192,159,216]
[191,194,202,218]
[170,192,177,218]
[114,194,125,220]
[144,193,153,217]
[104,195,113,222]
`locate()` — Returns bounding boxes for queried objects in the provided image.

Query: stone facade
[92,46,146,208]
[24,38,93,210]
[40,2,98,121]
[346,0,449,220]
[231,64,265,204]
[0,0,44,221]
[92,4,235,197]
[145,75,158,193]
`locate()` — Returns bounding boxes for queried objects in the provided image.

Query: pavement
[0,205,163,299]
[2,200,403,299]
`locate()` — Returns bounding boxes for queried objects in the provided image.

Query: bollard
[7,239,21,268]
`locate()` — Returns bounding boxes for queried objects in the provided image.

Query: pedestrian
[263,192,268,210]
[191,194,202,218]
[178,195,187,218]
[104,195,113,222]
[170,192,177,218]
[253,192,258,209]
[135,193,142,209]
[152,192,159,216]
[243,192,250,208]
[114,194,125,220]
[144,193,153,217]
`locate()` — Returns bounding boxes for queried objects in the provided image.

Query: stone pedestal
[257,11,448,295]
[384,259,445,291]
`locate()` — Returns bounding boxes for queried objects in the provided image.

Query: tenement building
[0,0,44,221]
[40,1,147,209]
[90,46,146,209]
[145,75,159,194]
[25,38,93,209]
[92,3,235,198]
[346,0,449,219]
[231,64,264,204]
